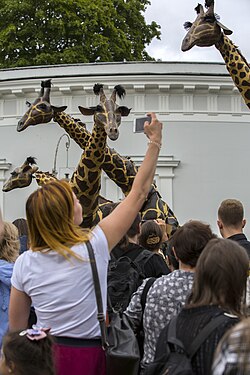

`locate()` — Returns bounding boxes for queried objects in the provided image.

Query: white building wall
[0,61,250,237]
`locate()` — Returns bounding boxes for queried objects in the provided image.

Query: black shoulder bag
[86,241,140,375]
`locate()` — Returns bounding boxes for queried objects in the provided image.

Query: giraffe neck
[35,172,57,186]
[70,121,107,228]
[54,111,135,196]
[53,112,91,149]
[216,34,250,109]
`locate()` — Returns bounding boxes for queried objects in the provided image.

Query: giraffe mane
[114,85,126,99]
[93,83,104,95]
[26,156,37,165]
[195,4,202,14]
[205,0,214,8]
[41,79,52,88]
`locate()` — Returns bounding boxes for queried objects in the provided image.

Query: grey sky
[145,0,250,63]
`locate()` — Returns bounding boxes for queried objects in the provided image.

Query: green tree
[0,0,161,68]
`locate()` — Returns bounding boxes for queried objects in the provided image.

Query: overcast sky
[145,0,250,63]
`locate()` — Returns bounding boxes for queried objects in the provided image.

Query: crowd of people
[1,114,250,375]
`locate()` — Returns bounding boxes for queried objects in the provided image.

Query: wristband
[148,140,162,151]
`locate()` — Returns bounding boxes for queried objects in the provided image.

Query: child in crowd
[0,327,55,375]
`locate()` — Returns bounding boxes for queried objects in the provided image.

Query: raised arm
[99,112,162,251]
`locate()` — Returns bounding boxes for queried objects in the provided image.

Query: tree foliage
[0,0,161,67]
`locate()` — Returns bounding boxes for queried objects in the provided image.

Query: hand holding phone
[133,116,152,133]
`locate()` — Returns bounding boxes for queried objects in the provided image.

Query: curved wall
[1,61,250,236]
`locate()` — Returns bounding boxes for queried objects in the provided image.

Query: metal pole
[52,134,71,177]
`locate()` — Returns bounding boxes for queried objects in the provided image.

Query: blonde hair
[26,180,90,260]
[0,222,19,262]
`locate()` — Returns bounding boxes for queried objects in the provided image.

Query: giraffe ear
[51,105,67,113]
[216,21,233,35]
[117,106,131,117]
[78,106,96,116]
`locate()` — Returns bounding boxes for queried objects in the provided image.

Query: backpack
[144,314,228,375]
[107,250,154,316]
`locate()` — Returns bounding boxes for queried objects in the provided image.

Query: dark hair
[12,218,28,236]
[218,199,244,227]
[189,238,249,316]
[100,201,141,248]
[138,220,163,251]
[2,331,55,375]
[171,220,216,267]
[162,239,179,270]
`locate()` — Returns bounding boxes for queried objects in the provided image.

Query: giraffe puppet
[13,80,179,234]
[181,0,250,110]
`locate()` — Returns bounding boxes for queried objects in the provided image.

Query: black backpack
[144,314,227,375]
[107,250,154,316]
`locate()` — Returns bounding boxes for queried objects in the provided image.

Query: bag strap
[141,277,156,312]
[167,314,228,357]
[86,241,109,349]
[167,316,186,351]
[188,314,228,358]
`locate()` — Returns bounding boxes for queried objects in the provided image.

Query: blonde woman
[9,113,162,375]
[0,222,19,348]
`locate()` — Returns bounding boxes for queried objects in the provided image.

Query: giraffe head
[2,157,39,192]
[17,79,67,132]
[181,0,232,52]
[78,84,131,141]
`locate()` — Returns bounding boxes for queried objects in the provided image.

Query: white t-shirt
[11,225,109,339]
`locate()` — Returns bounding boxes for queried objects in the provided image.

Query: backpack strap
[167,316,186,351]
[141,277,156,312]
[134,250,155,269]
[167,314,228,357]
[188,314,228,358]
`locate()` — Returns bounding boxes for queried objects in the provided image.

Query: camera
[133,116,152,133]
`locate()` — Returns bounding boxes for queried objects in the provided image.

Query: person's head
[0,222,19,262]
[217,199,245,236]
[171,220,216,268]
[118,212,141,248]
[213,318,250,374]
[162,238,179,271]
[0,329,55,375]
[189,238,249,316]
[138,220,163,252]
[12,218,28,237]
[26,180,89,259]
[12,218,29,254]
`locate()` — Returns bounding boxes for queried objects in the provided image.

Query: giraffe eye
[204,15,216,23]
[96,105,104,112]
[11,171,18,176]
[26,101,31,107]
[37,103,47,110]
[184,21,193,30]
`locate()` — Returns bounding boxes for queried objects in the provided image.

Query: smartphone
[133,116,151,133]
